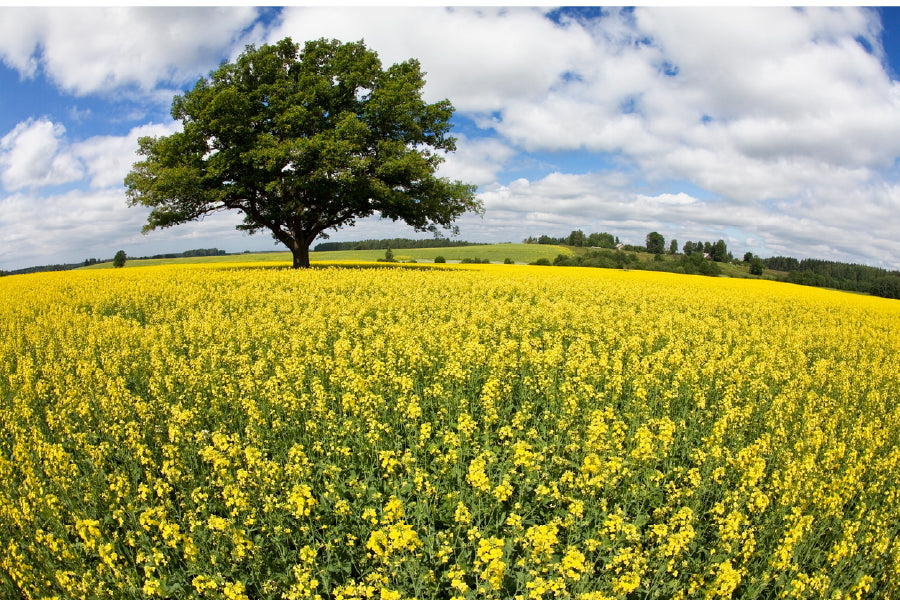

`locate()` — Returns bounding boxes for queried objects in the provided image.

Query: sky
[2,6,900,271]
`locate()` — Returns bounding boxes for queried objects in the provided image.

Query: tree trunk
[291,241,311,269]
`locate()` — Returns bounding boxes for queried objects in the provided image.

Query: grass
[79,252,291,269]
[321,243,571,264]
[80,244,573,269]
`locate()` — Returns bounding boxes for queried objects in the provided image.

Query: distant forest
[764,256,900,299]
[135,248,227,260]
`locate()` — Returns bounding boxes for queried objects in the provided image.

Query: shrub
[750,257,765,276]
[377,247,398,263]
[113,250,127,268]
[553,254,582,267]
[434,256,446,263]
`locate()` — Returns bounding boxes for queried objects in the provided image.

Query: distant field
[75,243,791,282]
[79,252,291,269]
[80,243,573,269]
[313,243,572,264]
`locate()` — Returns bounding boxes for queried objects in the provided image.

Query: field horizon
[76,243,573,270]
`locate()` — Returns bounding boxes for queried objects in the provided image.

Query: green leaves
[125,37,480,268]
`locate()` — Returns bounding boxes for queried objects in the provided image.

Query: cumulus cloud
[0,187,265,270]
[270,7,597,112]
[443,168,900,269]
[0,7,261,96]
[74,122,181,190]
[0,118,180,193]
[0,119,193,268]
[273,7,900,213]
[0,118,82,190]
[437,135,517,186]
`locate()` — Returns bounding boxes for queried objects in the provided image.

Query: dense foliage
[113,251,128,268]
[543,250,722,277]
[138,248,229,260]
[524,232,617,248]
[125,38,479,268]
[765,257,900,299]
[1,264,898,599]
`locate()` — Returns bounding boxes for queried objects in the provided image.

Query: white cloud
[271,7,597,113]
[0,187,270,270]
[0,7,262,96]
[74,122,181,190]
[637,193,698,206]
[0,118,82,190]
[445,170,900,269]
[0,118,180,193]
[437,135,516,186]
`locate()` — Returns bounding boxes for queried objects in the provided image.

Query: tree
[646,231,665,255]
[711,239,728,262]
[750,257,765,276]
[125,38,481,269]
[588,232,615,248]
[669,239,678,255]
[567,229,586,247]
[113,250,127,268]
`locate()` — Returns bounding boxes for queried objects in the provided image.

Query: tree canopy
[645,231,665,255]
[125,38,481,268]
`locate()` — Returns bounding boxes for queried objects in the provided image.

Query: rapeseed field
[1,263,898,599]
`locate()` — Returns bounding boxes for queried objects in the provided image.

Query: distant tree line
[1,248,228,277]
[2,262,87,276]
[314,238,484,252]
[524,231,619,248]
[682,239,732,262]
[527,229,736,262]
[528,230,734,261]
[537,248,723,277]
[134,248,227,260]
[764,256,900,299]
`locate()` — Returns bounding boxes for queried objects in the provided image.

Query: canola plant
[0,263,898,599]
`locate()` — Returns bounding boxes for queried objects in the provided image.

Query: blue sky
[2,6,900,270]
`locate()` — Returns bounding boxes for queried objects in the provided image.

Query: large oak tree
[125,38,480,268]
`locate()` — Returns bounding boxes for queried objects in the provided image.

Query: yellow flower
[454,502,471,525]
[475,536,506,590]
[223,580,249,600]
[287,484,317,518]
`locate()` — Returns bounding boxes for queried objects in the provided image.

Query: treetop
[126,37,480,268]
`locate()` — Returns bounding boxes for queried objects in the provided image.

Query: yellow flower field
[1,263,898,599]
